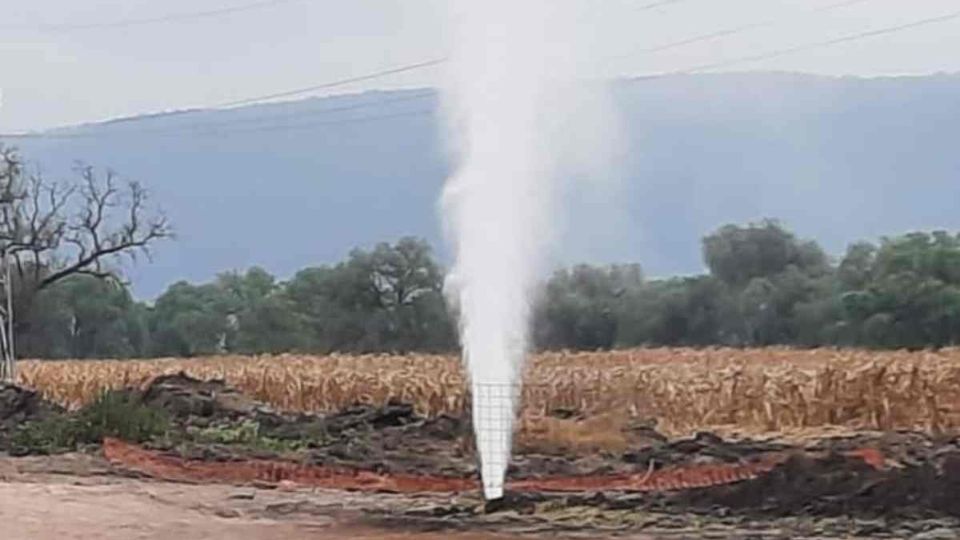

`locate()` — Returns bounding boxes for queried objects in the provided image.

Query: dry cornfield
[16,348,960,437]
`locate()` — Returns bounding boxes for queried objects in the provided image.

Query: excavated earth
[3,373,960,538]
[0,382,63,451]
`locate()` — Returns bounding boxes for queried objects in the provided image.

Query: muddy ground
[2,375,960,538]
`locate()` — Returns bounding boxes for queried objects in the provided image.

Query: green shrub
[74,390,170,444]
[10,414,79,455]
[10,390,169,455]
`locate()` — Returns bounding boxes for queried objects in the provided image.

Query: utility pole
[0,246,13,383]
[0,96,11,383]
[0,189,15,383]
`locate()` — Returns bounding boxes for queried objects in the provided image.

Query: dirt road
[3,453,959,539]
[0,477,559,540]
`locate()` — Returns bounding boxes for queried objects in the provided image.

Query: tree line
[3,145,957,358]
[17,220,960,359]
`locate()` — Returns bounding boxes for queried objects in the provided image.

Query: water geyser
[438,1,617,499]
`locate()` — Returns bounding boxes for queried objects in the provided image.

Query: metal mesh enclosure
[472,382,522,499]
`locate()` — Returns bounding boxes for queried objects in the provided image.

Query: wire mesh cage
[469,379,637,498]
[471,382,520,497]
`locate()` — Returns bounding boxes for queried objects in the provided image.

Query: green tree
[534,264,643,350]
[14,276,149,359]
[837,242,877,289]
[615,276,734,347]
[703,219,829,288]
[218,267,304,354]
[60,276,146,358]
[284,237,455,353]
[839,232,960,348]
[701,220,835,346]
[149,281,232,357]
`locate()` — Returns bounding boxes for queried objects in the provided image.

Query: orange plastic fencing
[103,437,885,495]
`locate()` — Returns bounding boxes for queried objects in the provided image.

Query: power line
[14,0,691,32]
[179,8,960,134]
[0,0,688,129]
[4,5,958,140]
[660,8,960,76]
[0,0,863,134]
[0,60,443,139]
[16,91,436,139]
[635,0,691,12]
[4,0,850,129]
[622,0,873,58]
[216,59,446,108]
[172,90,435,130]
[9,0,311,32]
[0,0,698,138]
[177,0,876,126]
[9,1,693,111]
[1,107,436,140]
[207,0,689,108]
[207,107,435,136]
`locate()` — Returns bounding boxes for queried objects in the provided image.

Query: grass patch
[76,391,170,443]
[10,390,169,455]
[185,420,306,453]
[10,415,80,455]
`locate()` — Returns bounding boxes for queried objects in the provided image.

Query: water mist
[438,1,618,499]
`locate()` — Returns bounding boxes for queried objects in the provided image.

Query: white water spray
[438,2,618,499]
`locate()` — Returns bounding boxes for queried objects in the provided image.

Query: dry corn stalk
[17,347,960,437]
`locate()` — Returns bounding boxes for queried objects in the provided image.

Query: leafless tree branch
[0,146,172,294]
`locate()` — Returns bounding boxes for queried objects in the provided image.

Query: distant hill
[10,72,960,298]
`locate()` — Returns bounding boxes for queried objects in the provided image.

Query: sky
[1,0,959,132]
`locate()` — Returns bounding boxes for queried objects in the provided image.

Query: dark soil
[7,372,960,528]
[430,434,960,524]
[591,450,953,518]
[120,374,960,523]
[0,383,63,451]
[135,372,478,476]
[139,372,266,420]
[302,408,478,477]
[686,450,960,518]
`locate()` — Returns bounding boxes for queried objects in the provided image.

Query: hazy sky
[1,0,959,132]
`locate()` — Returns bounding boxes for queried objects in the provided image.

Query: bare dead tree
[0,146,172,381]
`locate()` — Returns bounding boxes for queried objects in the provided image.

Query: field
[18,347,960,437]
[7,347,960,538]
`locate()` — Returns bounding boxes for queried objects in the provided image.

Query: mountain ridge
[7,71,960,298]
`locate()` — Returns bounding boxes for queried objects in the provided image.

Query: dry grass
[516,413,637,455]
[17,348,960,437]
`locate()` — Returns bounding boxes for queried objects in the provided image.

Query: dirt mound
[0,383,63,450]
[47,373,960,522]
[0,383,62,424]
[556,435,960,520]
[351,431,960,522]
[132,374,475,477]
[671,448,960,519]
[321,402,419,432]
[628,431,786,463]
[503,428,784,481]
[140,374,466,442]
[304,405,475,477]
[140,372,265,420]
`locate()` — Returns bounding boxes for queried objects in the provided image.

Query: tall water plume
[438,1,619,499]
